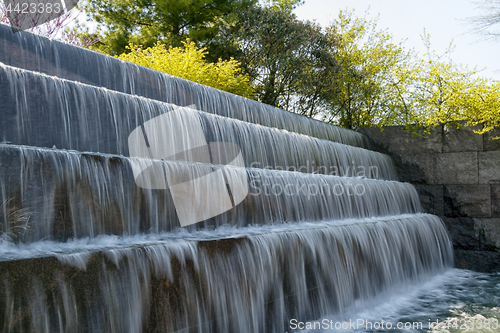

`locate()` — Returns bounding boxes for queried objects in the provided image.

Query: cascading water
[0,63,395,179]
[0,23,368,148]
[0,215,452,333]
[0,145,418,242]
[0,25,464,333]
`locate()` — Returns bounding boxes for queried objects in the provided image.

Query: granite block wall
[359,125,500,272]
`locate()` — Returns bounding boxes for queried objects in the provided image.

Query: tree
[409,33,500,135]
[323,10,415,129]
[260,0,304,14]
[216,5,339,117]
[82,0,256,55]
[117,41,254,98]
[322,10,500,136]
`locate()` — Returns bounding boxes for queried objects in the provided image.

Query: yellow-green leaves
[324,10,500,137]
[117,41,254,98]
[324,9,415,129]
[408,33,500,136]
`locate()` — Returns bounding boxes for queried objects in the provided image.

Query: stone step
[0,144,421,243]
[0,214,452,333]
[0,63,395,180]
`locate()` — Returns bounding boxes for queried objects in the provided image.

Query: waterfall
[0,63,390,179]
[0,215,452,332]
[0,24,368,148]
[0,145,417,242]
[0,25,453,333]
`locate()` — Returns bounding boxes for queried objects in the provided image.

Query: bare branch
[467,0,500,39]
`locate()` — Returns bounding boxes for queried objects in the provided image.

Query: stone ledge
[443,124,483,153]
[359,124,500,274]
[442,217,481,251]
[392,154,435,184]
[492,185,500,218]
[473,218,500,252]
[358,126,443,155]
[483,128,500,151]
[414,185,444,216]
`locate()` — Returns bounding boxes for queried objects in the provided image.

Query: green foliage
[79,2,499,135]
[117,41,254,98]
[323,10,414,129]
[261,0,304,14]
[408,33,500,136]
[218,5,338,117]
[82,0,256,55]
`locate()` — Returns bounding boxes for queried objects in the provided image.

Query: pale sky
[294,0,500,80]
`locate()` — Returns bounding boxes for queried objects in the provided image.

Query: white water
[0,60,369,149]
[0,25,468,333]
[0,214,453,332]
[298,269,500,333]
[0,144,418,242]
[0,64,388,176]
[0,213,440,262]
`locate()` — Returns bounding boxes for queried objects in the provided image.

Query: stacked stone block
[359,125,500,272]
